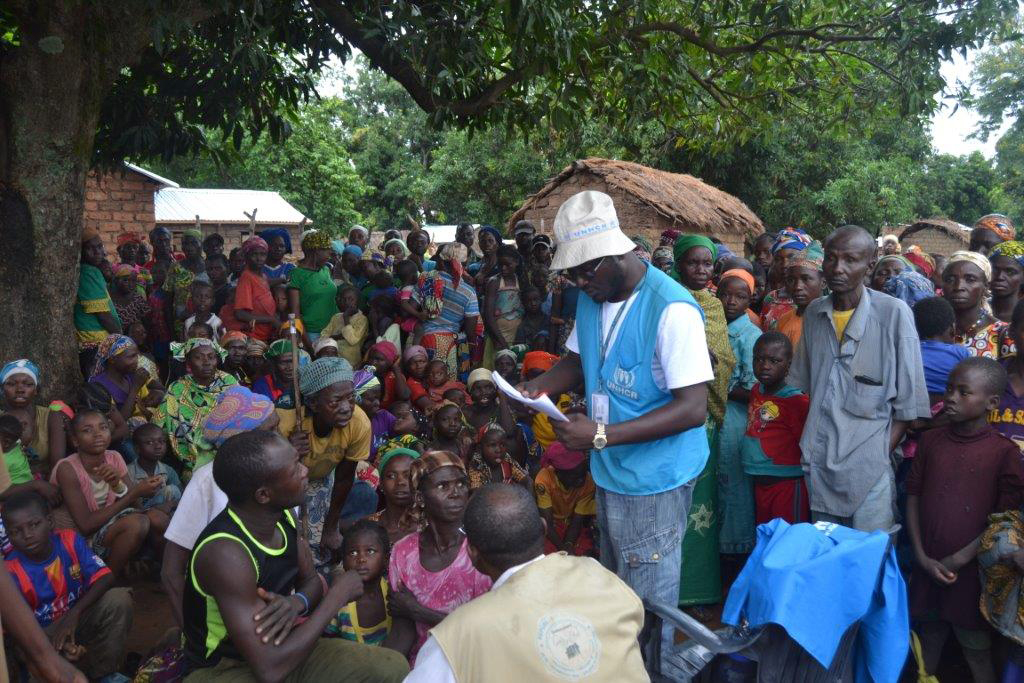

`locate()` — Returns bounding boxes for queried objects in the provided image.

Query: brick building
[507,158,763,255]
[84,164,309,257]
[84,163,177,254]
[899,218,970,257]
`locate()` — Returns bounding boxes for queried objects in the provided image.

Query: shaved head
[465,484,545,573]
[825,224,875,255]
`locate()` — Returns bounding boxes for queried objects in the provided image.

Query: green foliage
[146,98,367,234]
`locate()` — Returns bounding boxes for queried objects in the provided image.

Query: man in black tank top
[181,430,409,681]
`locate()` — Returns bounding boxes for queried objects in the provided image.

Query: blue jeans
[595,481,694,663]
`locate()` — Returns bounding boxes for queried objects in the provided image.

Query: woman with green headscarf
[673,234,736,614]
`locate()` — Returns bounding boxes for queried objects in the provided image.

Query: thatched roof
[899,218,971,244]
[507,158,763,237]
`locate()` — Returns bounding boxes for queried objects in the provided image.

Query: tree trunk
[0,2,211,400]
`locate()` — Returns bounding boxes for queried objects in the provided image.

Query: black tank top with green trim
[182,506,298,672]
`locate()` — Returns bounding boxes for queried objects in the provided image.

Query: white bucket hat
[549,191,638,270]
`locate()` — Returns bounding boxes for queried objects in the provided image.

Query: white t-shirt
[566,294,713,391]
[163,463,227,551]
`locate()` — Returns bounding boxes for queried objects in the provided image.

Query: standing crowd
[4,195,1024,681]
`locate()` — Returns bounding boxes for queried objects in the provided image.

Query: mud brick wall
[900,229,967,258]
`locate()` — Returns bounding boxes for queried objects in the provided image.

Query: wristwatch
[592,423,608,450]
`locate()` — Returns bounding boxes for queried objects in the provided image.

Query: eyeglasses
[568,256,607,283]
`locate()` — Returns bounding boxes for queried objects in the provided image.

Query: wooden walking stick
[288,313,309,541]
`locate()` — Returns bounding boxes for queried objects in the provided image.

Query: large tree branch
[627,21,888,57]
[311,0,525,118]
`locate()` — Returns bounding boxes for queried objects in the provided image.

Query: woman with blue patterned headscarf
[761,227,812,330]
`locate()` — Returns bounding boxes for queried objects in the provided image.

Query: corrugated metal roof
[154,188,308,225]
[124,163,179,188]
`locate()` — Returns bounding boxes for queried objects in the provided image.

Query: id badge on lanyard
[595,296,632,426]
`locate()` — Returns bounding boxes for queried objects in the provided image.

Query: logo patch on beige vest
[535,612,601,680]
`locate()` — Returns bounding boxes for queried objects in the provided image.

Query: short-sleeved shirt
[534,466,596,522]
[263,262,295,282]
[126,460,182,509]
[163,462,228,551]
[275,406,371,480]
[74,264,121,347]
[420,273,480,335]
[232,270,276,341]
[991,362,1024,451]
[6,530,111,627]
[920,340,972,395]
[288,266,338,334]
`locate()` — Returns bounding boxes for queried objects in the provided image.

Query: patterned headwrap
[301,229,332,251]
[904,248,935,277]
[299,357,354,396]
[266,339,300,359]
[673,235,718,263]
[172,337,225,362]
[883,271,936,307]
[368,341,399,366]
[220,330,248,347]
[975,214,1015,242]
[377,448,421,478]
[873,254,911,275]
[991,241,1024,269]
[719,268,755,294]
[383,238,410,257]
[403,345,428,364]
[771,227,812,254]
[788,240,825,271]
[716,243,736,262]
[258,228,293,254]
[436,242,468,286]
[466,368,493,390]
[241,236,269,254]
[652,246,674,263]
[521,351,559,378]
[90,334,136,379]
[112,263,136,278]
[182,229,203,241]
[661,229,683,243]
[947,250,993,282]
[117,232,143,247]
[494,348,518,365]
[1,359,38,385]
[353,368,381,398]
[343,245,363,258]
[201,386,275,447]
[245,339,268,357]
[631,235,654,262]
[410,450,466,493]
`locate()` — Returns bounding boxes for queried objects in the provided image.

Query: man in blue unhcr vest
[520,190,714,669]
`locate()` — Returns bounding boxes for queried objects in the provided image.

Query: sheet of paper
[491,370,569,422]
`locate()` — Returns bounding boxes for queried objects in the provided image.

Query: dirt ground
[125,576,176,664]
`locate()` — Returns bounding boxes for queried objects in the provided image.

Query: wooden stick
[288,314,308,541]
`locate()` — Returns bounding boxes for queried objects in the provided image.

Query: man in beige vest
[405,483,649,682]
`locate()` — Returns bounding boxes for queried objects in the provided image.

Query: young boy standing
[741,332,811,524]
[3,491,132,680]
[907,357,1024,681]
[913,296,972,406]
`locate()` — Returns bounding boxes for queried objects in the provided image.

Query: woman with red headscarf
[224,237,279,342]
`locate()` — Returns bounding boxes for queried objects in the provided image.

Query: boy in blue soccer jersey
[2,491,132,680]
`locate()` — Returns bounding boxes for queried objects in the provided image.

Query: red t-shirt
[231,270,276,341]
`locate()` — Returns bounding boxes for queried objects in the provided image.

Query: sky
[930,50,1007,158]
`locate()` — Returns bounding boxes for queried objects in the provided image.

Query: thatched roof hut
[899,218,970,257]
[507,158,764,254]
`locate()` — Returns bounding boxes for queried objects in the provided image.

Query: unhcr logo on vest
[607,366,638,400]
